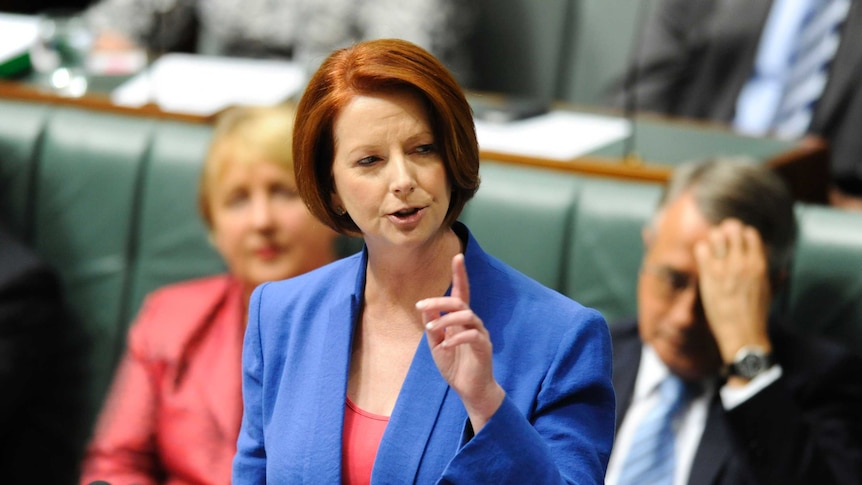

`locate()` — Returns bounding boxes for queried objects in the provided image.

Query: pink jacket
[80,275,244,485]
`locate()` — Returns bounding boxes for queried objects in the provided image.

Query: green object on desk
[0,51,31,78]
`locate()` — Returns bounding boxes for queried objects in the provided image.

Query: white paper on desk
[475,111,631,160]
[111,53,306,115]
[0,13,38,63]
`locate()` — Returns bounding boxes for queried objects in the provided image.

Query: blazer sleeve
[79,298,165,485]
[439,310,616,485]
[232,285,268,484]
[724,347,862,484]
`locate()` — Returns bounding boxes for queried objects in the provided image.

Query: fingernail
[425,321,434,330]
[416,300,427,310]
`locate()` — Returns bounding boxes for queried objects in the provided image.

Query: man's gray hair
[653,157,798,274]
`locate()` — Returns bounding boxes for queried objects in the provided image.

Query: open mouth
[392,207,420,218]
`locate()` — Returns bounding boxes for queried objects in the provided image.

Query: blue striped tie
[617,375,688,485]
[773,0,851,138]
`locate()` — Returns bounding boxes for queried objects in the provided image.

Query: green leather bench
[2,99,861,475]
[463,162,862,349]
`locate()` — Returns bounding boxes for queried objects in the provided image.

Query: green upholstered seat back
[566,177,661,324]
[127,121,224,325]
[786,204,862,354]
[33,108,155,423]
[460,161,581,291]
[0,100,50,238]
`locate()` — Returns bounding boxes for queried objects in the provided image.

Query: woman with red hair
[233,39,615,484]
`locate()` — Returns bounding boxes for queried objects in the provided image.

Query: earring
[335,207,346,216]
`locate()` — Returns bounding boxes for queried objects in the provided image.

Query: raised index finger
[451,253,470,306]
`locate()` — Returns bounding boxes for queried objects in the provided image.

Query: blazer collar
[301,252,364,483]
[373,234,466,483]
[373,338,453,483]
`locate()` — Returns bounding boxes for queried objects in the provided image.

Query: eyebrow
[339,131,435,157]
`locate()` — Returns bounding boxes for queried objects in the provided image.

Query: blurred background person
[616,0,862,210]
[79,103,339,485]
[606,157,862,485]
[0,218,88,484]
[83,0,476,83]
[233,39,615,484]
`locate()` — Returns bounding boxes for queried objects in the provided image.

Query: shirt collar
[635,345,714,400]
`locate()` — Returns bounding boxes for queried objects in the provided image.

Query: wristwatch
[725,346,774,380]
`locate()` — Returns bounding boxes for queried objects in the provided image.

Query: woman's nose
[251,195,275,229]
[389,154,416,195]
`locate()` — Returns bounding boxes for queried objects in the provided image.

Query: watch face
[735,351,771,379]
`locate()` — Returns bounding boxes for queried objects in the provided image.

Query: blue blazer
[233,223,615,484]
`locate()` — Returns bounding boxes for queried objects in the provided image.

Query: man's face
[637,193,723,380]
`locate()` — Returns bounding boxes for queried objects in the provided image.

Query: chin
[654,344,706,380]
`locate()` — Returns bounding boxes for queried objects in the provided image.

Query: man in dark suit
[605,158,862,485]
[621,0,862,208]
[0,223,89,484]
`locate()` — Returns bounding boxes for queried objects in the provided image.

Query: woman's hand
[417,253,505,432]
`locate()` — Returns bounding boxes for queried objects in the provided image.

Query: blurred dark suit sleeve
[0,226,90,484]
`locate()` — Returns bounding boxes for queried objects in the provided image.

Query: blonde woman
[80,104,339,485]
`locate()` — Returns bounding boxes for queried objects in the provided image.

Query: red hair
[293,38,480,234]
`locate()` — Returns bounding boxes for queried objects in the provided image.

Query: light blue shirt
[733,0,816,136]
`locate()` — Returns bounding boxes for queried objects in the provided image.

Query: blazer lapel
[813,0,862,131]
[301,257,365,483]
[372,337,452,484]
[687,391,733,485]
[296,293,357,483]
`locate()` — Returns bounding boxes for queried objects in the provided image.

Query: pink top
[80,275,244,485]
[342,397,390,485]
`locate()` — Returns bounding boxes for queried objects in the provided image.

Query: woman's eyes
[357,155,381,166]
[224,191,249,209]
[273,184,299,198]
[355,144,436,166]
[415,143,437,155]
[222,184,297,208]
